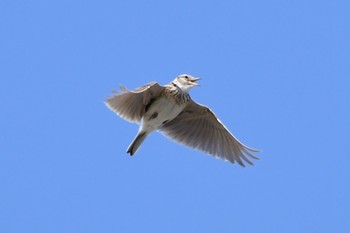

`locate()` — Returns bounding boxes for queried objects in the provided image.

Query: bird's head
[172,74,200,93]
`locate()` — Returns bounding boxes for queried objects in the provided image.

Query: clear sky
[1,0,349,232]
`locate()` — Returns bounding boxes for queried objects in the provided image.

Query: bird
[105,74,259,167]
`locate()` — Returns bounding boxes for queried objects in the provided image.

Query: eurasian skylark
[105,74,259,167]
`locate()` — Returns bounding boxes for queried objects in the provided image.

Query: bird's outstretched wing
[105,82,165,123]
[160,100,259,166]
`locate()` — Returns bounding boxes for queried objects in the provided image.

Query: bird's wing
[105,82,165,123]
[159,100,259,167]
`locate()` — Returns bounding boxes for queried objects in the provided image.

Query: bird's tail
[127,131,149,155]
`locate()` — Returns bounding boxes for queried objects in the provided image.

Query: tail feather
[127,131,148,155]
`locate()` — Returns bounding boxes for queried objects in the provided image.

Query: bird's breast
[142,97,186,130]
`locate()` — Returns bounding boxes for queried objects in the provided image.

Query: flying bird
[105,74,259,166]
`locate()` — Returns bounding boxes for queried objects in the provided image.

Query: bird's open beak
[190,77,200,86]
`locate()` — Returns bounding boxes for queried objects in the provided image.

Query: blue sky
[1,0,349,232]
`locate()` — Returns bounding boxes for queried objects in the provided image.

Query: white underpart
[140,97,186,132]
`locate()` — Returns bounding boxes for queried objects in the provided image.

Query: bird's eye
[185,76,189,80]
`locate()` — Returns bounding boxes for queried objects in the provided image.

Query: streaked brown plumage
[105,74,259,167]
